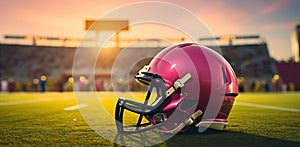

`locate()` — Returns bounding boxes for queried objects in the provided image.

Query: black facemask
[115,72,167,133]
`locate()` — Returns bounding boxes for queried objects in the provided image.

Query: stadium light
[199,35,261,46]
[33,79,39,85]
[68,77,74,83]
[199,35,260,41]
[272,74,280,81]
[40,75,47,81]
[4,35,26,39]
[220,36,236,41]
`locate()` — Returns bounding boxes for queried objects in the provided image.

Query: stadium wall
[275,62,300,91]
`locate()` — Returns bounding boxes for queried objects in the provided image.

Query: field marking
[64,104,88,111]
[235,102,300,112]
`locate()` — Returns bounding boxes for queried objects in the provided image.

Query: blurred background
[0,0,299,93]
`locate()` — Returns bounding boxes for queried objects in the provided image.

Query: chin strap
[166,73,192,98]
[161,110,203,134]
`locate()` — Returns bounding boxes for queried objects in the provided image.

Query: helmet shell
[146,43,238,131]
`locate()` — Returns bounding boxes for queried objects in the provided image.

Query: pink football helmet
[115,43,238,133]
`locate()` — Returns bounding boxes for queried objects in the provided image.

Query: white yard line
[64,104,88,111]
[235,102,300,112]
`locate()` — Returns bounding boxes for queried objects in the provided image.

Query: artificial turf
[0,92,299,146]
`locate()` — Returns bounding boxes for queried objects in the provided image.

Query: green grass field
[0,92,299,146]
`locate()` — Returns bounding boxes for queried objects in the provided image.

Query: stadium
[1,1,300,146]
[0,34,297,92]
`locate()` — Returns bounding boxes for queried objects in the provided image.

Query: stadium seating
[0,43,280,92]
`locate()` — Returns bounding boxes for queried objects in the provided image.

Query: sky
[0,0,299,61]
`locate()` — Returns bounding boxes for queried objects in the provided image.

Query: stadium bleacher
[0,35,288,92]
[219,43,275,79]
[0,44,75,82]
